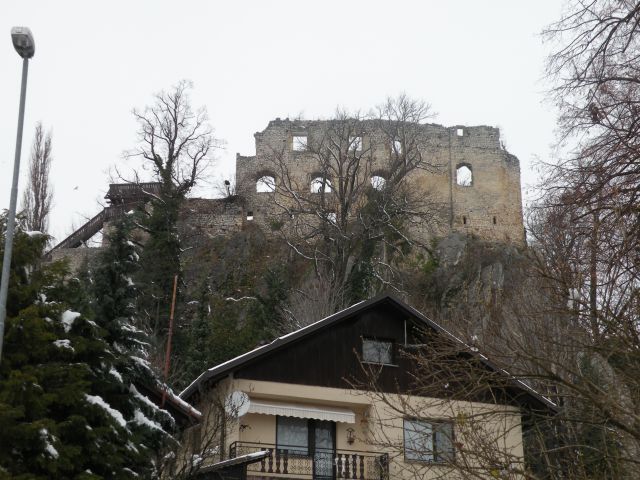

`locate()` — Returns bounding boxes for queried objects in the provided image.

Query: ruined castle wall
[179,197,244,243]
[47,247,103,272]
[237,119,525,245]
[56,117,525,275]
[448,126,524,243]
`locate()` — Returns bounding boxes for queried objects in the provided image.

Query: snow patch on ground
[61,310,81,332]
[85,394,127,428]
[53,339,74,351]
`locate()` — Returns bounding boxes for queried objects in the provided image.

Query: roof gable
[180,294,555,412]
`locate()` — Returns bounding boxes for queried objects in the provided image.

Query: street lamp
[0,27,35,362]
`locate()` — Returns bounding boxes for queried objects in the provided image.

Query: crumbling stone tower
[236,119,525,245]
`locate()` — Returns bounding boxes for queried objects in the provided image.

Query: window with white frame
[404,419,454,463]
[362,338,393,364]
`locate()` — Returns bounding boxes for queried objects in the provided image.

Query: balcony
[229,442,389,480]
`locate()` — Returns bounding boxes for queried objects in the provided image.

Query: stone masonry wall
[235,119,525,245]
[50,117,526,273]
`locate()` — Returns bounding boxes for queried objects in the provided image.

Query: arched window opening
[392,139,402,154]
[493,216,497,225]
[327,212,337,225]
[256,175,276,193]
[311,176,332,193]
[456,165,472,187]
[463,216,467,225]
[247,211,254,221]
[371,175,386,191]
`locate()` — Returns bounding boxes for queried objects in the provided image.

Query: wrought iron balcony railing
[229,441,389,480]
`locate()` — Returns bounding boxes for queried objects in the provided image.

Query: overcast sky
[0,0,563,243]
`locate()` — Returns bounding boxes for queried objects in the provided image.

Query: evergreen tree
[0,215,172,479]
[91,215,176,476]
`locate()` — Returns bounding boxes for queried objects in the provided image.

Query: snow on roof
[199,450,270,472]
[160,383,202,420]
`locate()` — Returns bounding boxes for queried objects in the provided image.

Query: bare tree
[21,122,53,233]
[526,4,640,475]
[279,272,345,330]
[125,80,221,370]
[159,389,234,479]
[260,96,445,307]
[128,79,219,199]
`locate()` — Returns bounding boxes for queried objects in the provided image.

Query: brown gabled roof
[180,294,557,412]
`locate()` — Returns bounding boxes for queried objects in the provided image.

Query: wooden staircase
[50,182,161,251]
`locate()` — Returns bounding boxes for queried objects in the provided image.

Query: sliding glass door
[276,417,336,479]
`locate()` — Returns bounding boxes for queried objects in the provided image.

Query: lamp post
[0,27,35,363]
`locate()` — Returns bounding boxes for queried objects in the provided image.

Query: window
[327,212,337,224]
[362,338,393,364]
[277,417,308,455]
[311,176,332,193]
[349,136,363,152]
[246,211,254,221]
[371,175,386,191]
[456,128,464,137]
[456,165,472,187]
[404,419,454,463]
[256,175,276,193]
[392,139,402,154]
[292,135,307,151]
[493,216,497,225]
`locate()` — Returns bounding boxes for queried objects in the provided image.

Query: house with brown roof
[177,295,555,479]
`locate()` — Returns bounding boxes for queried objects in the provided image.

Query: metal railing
[229,441,389,479]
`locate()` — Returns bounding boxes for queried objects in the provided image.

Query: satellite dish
[225,391,250,417]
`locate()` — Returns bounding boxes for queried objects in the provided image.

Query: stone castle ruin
[49,118,525,266]
[236,118,524,245]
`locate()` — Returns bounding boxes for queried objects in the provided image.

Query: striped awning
[247,399,356,424]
